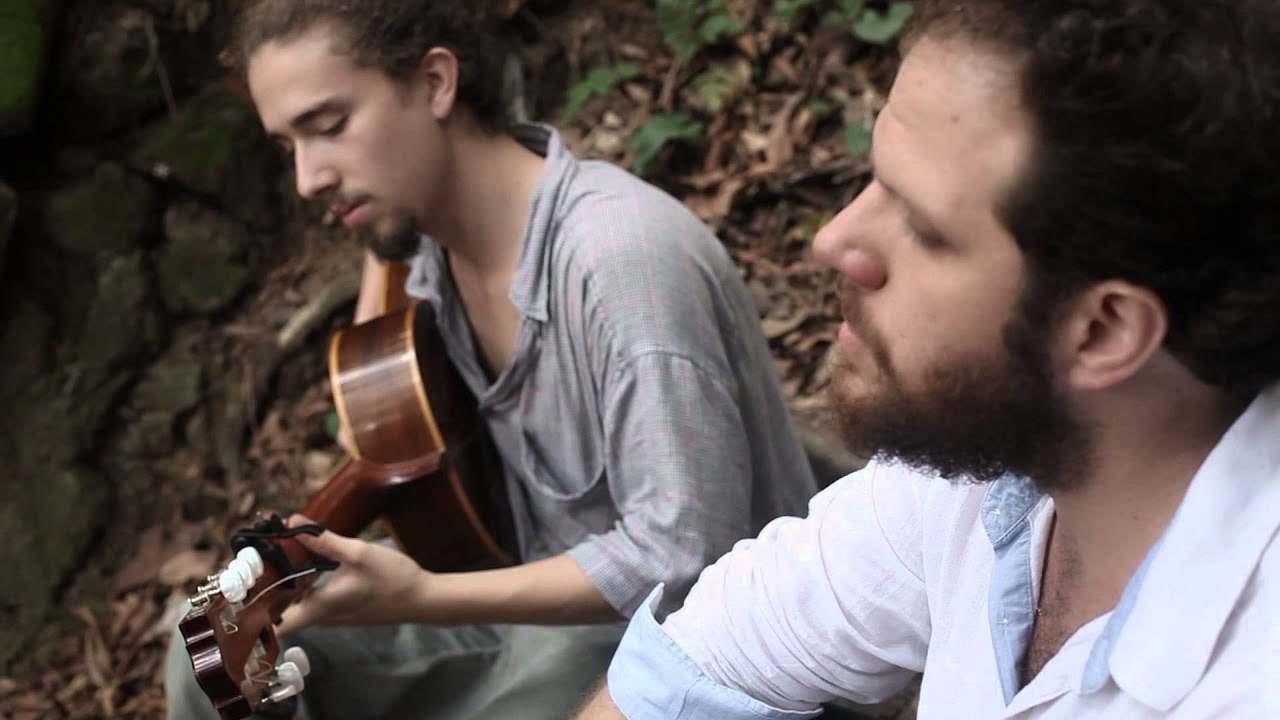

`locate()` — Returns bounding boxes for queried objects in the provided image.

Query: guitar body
[180,263,516,719]
[328,300,517,572]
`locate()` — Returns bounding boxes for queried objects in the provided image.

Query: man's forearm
[576,682,626,719]
[416,552,624,626]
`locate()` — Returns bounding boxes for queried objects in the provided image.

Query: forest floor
[0,1,917,718]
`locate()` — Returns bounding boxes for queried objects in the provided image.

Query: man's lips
[331,200,371,227]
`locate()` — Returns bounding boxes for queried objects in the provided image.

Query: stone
[130,88,281,228]
[118,410,176,458]
[50,3,168,140]
[44,163,157,257]
[0,0,53,136]
[0,463,108,671]
[76,252,150,389]
[0,181,15,278]
[132,346,203,416]
[156,201,250,315]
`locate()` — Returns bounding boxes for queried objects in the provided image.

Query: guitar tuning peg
[282,646,311,676]
[266,661,306,704]
[217,563,251,603]
[236,546,265,579]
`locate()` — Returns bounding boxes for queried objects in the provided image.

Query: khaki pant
[165,616,624,720]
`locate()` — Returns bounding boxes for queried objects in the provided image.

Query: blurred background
[0,0,908,717]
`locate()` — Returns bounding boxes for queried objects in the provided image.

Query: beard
[828,277,1093,491]
[353,204,423,262]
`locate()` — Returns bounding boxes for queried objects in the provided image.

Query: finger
[276,600,314,637]
[292,526,362,565]
[285,513,318,528]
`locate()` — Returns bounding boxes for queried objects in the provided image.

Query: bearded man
[579,1,1280,717]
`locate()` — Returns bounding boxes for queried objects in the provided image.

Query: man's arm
[276,524,621,634]
[576,466,933,719]
[577,682,625,720]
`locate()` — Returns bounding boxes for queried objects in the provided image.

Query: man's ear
[1059,281,1169,390]
[417,47,460,120]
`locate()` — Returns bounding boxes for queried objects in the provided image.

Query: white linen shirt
[607,384,1280,718]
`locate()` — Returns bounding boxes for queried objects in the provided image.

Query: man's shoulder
[557,160,722,256]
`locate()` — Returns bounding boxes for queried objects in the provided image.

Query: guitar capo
[230,514,341,585]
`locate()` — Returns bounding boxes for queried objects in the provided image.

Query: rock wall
[0,0,294,671]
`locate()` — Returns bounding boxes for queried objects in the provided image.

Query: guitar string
[238,568,321,615]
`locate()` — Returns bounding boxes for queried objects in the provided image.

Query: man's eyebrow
[868,139,945,236]
[291,99,347,128]
[269,99,348,141]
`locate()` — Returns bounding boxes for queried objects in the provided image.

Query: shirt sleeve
[607,585,823,720]
[569,350,755,617]
[634,464,932,712]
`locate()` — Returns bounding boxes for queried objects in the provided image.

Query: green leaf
[843,117,873,157]
[656,0,704,60]
[324,410,341,440]
[690,62,748,114]
[853,2,914,44]
[773,0,821,25]
[561,63,641,123]
[698,12,744,45]
[629,113,704,176]
[821,0,866,28]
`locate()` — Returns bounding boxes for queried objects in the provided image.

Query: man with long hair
[163,3,816,719]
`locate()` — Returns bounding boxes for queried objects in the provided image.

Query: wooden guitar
[178,262,516,719]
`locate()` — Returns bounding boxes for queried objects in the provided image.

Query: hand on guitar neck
[274,514,436,634]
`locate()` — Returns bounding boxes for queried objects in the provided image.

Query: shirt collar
[981,473,1044,544]
[506,123,577,323]
[979,382,1280,710]
[1103,383,1280,711]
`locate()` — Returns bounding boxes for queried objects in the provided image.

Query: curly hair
[228,0,509,132]
[908,0,1280,391]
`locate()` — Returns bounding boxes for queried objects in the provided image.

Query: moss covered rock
[44,163,157,257]
[52,3,167,140]
[156,201,250,315]
[0,0,52,136]
[131,88,280,228]
[0,181,15,275]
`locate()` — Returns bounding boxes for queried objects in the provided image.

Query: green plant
[561,63,641,123]
[629,113,704,176]
[821,0,914,45]
[773,0,821,26]
[656,0,745,61]
[843,115,873,157]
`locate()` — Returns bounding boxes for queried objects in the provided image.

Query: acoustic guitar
[178,262,516,719]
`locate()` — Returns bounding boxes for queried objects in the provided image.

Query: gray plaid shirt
[406,124,815,616]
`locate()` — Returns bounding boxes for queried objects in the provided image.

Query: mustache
[833,277,893,372]
[836,277,866,337]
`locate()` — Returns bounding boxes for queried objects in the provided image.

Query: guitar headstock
[179,520,325,719]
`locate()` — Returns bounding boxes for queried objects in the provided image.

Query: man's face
[248,25,443,260]
[814,37,1089,487]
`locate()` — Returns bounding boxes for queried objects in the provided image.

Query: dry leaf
[157,549,217,588]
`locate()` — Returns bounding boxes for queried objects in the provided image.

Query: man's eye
[910,226,945,249]
[319,117,348,136]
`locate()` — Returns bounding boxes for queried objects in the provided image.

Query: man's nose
[812,188,888,291]
[294,149,338,199]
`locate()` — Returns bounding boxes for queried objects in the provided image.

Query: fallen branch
[275,274,362,353]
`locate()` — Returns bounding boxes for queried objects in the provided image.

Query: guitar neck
[379,261,412,315]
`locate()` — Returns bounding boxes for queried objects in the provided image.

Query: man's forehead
[248,29,359,125]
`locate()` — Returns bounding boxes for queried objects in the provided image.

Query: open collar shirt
[608,384,1280,718]
[403,124,815,617]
